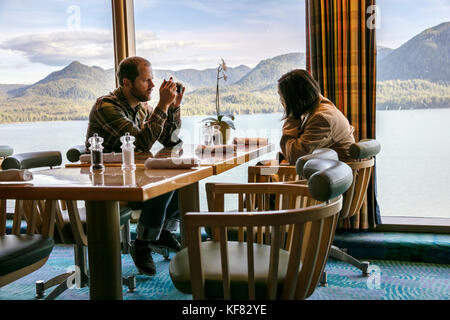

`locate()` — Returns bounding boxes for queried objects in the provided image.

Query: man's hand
[172,82,185,109]
[156,78,177,113]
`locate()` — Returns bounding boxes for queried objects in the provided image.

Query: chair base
[122,276,136,292]
[149,244,171,261]
[35,270,89,300]
[319,271,328,287]
[330,245,370,276]
[36,273,136,299]
[35,244,137,300]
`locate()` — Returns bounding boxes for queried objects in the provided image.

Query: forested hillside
[0,23,448,123]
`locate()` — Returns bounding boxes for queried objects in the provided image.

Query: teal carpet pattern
[0,244,448,300]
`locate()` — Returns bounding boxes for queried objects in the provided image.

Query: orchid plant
[202,59,235,134]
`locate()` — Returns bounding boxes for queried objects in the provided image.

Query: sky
[0,0,449,84]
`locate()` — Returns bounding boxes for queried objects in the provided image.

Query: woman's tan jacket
[280,97,355,165]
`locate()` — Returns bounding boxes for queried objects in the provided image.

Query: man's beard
[130,86,150,102]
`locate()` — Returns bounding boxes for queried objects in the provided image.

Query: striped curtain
[305,0,380,230]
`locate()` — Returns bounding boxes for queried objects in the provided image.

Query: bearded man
[85,56,185,276]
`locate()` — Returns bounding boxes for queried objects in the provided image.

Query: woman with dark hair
[278,69,355,164]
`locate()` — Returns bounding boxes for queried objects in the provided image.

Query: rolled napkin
[144,157,200,169]
[233,137,269,146]
[80,152,123,163]
[0,169,33,181]
[155,147,184,158]
[195,144,237,155]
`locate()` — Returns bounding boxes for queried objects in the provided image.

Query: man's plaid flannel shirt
[85,87,182,153]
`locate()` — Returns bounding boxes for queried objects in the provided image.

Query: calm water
[1,110,449,218]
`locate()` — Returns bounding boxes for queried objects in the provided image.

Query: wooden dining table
[0,142,274,300]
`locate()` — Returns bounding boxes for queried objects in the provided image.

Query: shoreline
[2,108,450,126]
[0,112,285,126]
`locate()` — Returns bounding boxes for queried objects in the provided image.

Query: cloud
[0,30,114,67]
[136,31,194,56]
[0,29,193,68]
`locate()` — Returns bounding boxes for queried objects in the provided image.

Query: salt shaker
[120,132,136,170]
[88,133,105,173]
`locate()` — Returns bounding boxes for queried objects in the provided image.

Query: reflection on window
[375,0,450,219]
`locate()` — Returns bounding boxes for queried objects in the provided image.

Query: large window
[134,0,306,209]
[376,0,450,220]
[0,0,114,154]
[133,0,305,129]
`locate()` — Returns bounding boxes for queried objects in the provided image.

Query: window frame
[114,0,449,232]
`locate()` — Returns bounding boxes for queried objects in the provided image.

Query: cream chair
[0,145,13,167]
[1,197,56,288]
[312,140,380,281]
[169,159,352,299]
[1,151,136,299]
[247,140,381,280]
[248,148,338,184]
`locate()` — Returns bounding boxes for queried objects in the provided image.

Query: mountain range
[377,21,450,82]
[0,22,449,122]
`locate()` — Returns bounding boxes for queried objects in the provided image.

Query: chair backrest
[66,145,87,163]
[338,139,380,219]
[248,142,381,220]
[1,151,62,236]
[0,146,14,169]
[1,199,57,238]
[247,148,337,185]
[295,148,339,178]
[1,151,62,170]
[247,165,299,183]
[186,160,353,300]
[0,197,56,287]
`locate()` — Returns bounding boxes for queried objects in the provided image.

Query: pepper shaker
[88,133,105,173]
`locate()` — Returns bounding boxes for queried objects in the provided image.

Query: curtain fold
[305,0,380,231]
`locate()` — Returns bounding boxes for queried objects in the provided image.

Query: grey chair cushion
[0,235,54,276]
[295,148,338,178]
[169,241,290,299]
[0,146,14,158]
[349,139,381,160]
[305,159,353,202]
[66,145,87,163]
[1,151,62,170]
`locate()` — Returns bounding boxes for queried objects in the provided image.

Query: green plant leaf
[221,119,235,130]
[201,117,218,123]
[222,113,235,121]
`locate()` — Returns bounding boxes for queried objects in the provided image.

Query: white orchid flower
[221,58,227,71]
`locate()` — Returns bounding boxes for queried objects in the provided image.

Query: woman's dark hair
[117,56,151,87]
[278,69,322,120]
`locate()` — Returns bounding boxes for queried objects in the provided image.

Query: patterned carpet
[0,244,448,300]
